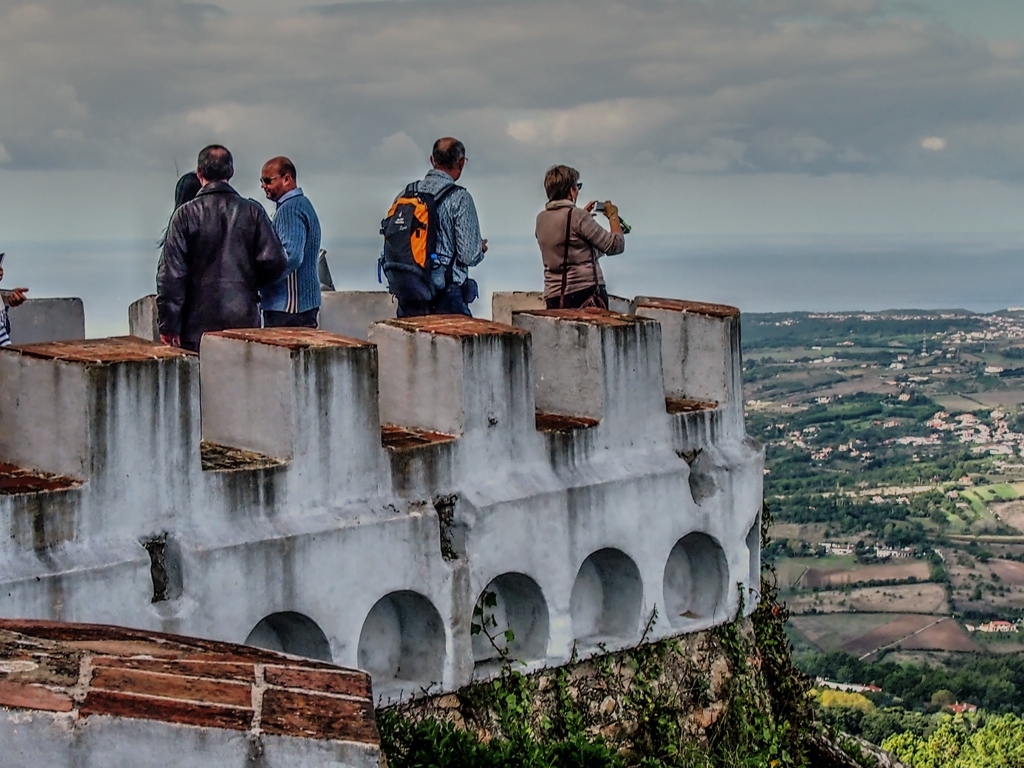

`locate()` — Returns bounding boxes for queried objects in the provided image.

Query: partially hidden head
[197,145,234,184]
[543,165,580,202]
[174,172,202,208]
[430,137,467,179]
[260,156,297,202]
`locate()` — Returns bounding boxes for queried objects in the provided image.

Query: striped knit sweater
[0,295,10,347]
[260,188,322,314]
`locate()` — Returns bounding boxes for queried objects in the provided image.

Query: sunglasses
[575,181,583,190]
[259,175,281,185]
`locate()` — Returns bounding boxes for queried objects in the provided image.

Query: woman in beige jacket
[535,165,625,309]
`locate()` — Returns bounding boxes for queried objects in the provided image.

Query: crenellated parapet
[0,292,762,704]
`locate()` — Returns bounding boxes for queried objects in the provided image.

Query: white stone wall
[0,294,762,704]
[6,298,85,345]
[0,714,379,768]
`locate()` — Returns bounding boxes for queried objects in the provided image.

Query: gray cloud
[1,0,1023,183]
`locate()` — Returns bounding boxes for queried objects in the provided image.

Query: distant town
[743,307,1024,754]
[742,308,1024,702]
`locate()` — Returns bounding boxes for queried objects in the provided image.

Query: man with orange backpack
[380,137,488,317]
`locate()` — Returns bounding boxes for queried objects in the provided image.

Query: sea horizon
[3,233,1022,337]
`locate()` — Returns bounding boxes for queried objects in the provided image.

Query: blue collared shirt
[261,187,322,313]
[276,188,302,208]
[416,169,485,285]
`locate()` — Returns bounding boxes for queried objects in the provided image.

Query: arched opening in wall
[472,573,549,671]
[570,548,642,645]
[747,513,762,606]
[662,533,728,629]
[245,612,332,662]
[357,591,445,695]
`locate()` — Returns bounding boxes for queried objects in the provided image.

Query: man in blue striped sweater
[259,157,322,328]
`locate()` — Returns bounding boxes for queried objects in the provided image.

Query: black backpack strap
[432,183,464,269]
[422,184,464,308]
[433,183,462,206]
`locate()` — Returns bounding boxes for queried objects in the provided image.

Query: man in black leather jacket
[157,145,288,351]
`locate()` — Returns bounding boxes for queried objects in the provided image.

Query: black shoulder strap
[559,207,573,309]
[433,183,463,206]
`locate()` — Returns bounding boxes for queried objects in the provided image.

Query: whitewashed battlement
[0,293,762,704]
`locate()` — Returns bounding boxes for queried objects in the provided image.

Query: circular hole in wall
[570,548,643,643]
[245,611,332,662]
[357,591,445,690]
[662,533,728,628]
[687,454,718,504]
[472,573,549,666]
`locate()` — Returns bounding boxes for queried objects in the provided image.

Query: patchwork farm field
[788,613,895,653]
[774,555,857,588]
[946,554,1024,613]
[991,559,1024,584]
[895,619,980,655]
[790,613,980,658]
[801,561,931,588]
[785,582,948,615]
[990,501,1024,534]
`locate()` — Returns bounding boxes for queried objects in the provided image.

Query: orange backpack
[379,182,461,303]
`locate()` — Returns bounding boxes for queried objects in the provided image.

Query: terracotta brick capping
[0,619,378,747]
[199,441,289,472]
[0,462,82,496]
[6,336,194,363]
[519,308,641,327]
[666,398,719,415]
[634,297,740,318]
[210,328,372,349]
[381,424,458,450]
[384,315,528,337]
[535,412,600,433]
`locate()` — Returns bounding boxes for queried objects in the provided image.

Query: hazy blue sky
[2,0,1024,241]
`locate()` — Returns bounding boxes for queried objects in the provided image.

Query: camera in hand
[592,202,631,234]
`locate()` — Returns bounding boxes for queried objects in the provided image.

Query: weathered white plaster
[491,291,544,326]
[0,710,380,768]
[0,354,89,478]
[370,323,468,436]
[0,292,763,709]
[634,299,744,430]
[512,310,669,449]
[319,291,397,340]
[606,294,633,314]
[128,295,159,342]
[6,298,85,345]
[659,310,730,404]
[200,335,297,459]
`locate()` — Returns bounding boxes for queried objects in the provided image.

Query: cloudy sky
[2,0,1024,242]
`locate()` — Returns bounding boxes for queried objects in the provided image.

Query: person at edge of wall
[398,137,488,317]
[0,257,28,347]
[535,164,625,310]
[258,156,322,329]
[156,145,288,352]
